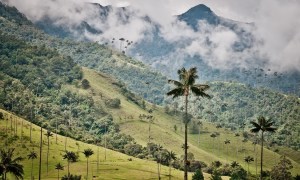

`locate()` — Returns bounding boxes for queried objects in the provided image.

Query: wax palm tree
[167,67,210,180]
[166,151,177,180]
[0,148,24,180]
[250,116,277,180]
[155,144,163,180]
[27,151,37,180]
[210,133,217,152]
[83,148,94,180]
[63,151,78,177]
[224,139,231,162]
[55,163,64,180]
[44,130,53,175]
[244,155,254,175]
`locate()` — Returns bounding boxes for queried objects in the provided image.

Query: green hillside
[0,109,196,180]
[0,2,299,179]
[81,67,300,175]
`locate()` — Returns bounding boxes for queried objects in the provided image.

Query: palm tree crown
[83,149,94,158]
[0,148,24,180]
[167,67,210,99]
[27,151,37,160]
[55,162,64,171]
[250,116,277,134]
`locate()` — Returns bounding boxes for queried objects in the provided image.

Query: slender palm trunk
[47,137,50,175]
[157,161,160,180]
[30,105,32,143]
[184,95,188,180]
[39,126,42,180]
[260,132,264,180]
[31,159,34,180]
[169,160,172,180]
[97,146,99,174]
[87,157,89,180]
[68,161,70,177]
[57,170,60,180]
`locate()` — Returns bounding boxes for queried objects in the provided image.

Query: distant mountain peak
[185,4,213,14]
[178,4,218,29]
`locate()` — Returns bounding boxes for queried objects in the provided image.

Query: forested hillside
[0,2,299,179]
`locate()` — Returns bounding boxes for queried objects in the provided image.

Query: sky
[2,0,300,72]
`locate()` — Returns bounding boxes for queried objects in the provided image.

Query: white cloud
[3,0,300,72]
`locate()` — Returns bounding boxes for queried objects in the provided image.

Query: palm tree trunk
[184,94,188,180]
[157,162,160,180]
[57,170,60,180]
[169,162,171,180]
[260,132,264,180]
[68,161,70,177]
[39,126,42,180]
[87,158,89,180]
[31,159,34,180]
[47,137,49,176]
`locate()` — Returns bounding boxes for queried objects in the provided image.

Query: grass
[82,67,300,176]
[0,109,193,180]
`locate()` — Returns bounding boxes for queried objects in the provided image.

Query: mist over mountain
[2,0,299,95]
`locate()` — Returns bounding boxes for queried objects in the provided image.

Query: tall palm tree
[167,67,210,180]
[166,151,177,180]
[244,155,254,175]
[0,148,24,180]
[210,133,217,152]
[55,163,64,180]
[155,144,163,180]
[224,139,231,162]
[44,130,53,175]
[83,148,94,180]
[63,151,78,177]
[27,151,37,180]
[250,116,277,180]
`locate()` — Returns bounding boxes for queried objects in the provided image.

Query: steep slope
[81,67,300,175]
[0,109,194,180]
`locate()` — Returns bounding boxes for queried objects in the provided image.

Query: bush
[105,98,121,108]
[61,174,81,180]
[192,169,204,180]
[81,79,90,89]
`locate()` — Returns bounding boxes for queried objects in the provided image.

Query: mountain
[17,2,299,96]
[178,4,219,28]
[0,2,300,178]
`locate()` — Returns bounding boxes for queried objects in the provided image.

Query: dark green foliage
[192,169,204,180]
[0,112,3,119]
[230,167,247,180]
[105,98,121,108]
[270,156,293,180]
[81,79,90,89]
[210,170,222,180]
[124,144,143,156]
[61,174,81,180]
[0,148,24,180]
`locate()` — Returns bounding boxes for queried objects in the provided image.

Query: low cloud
[2,0,300,72]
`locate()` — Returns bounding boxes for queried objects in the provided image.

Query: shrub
[81,79,90,89]
[192,169,204,180]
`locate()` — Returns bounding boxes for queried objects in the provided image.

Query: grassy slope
[0,109,199,180]
[82,67,300,176]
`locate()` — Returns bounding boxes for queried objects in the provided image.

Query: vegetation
[0,3,299,179]
[0,148,24,180]
[167,67,211,180]
[250,116,277,180]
